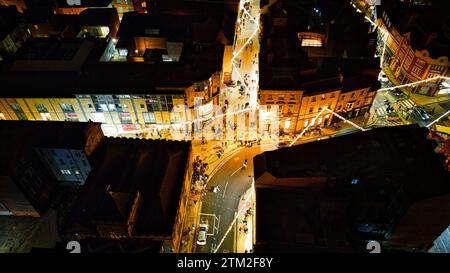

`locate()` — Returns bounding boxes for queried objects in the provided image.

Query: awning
[436,125,450,135]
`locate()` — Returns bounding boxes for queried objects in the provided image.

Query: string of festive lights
[324,108,367,132]
[289,107,368,147]
[289,108,327,147]
[231,3,260,108]
[426,109,450,128]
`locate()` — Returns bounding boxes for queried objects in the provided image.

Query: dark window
[60,104,75,113]
[35,104,48,112]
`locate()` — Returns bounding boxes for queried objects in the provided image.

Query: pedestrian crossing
[375,105,389,116]
[375,99,416,116]
[397,99,415,110]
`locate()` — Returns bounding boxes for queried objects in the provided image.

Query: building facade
[0,37,223,137]
[377,10,450,96]
[259,82,376,134]
[0,6,30,62]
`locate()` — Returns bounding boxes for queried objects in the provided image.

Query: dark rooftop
[0,121,103,214]
[0,121,101,175]
[254,125,450,252]
[259,0,380,92]
[0,38,224,97]
[0,5,22,41]
[68,138,191,237]
[378,0,450,58]
[79,8,118,27]
[116,12,222,51]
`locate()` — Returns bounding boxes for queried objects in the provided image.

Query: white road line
[405,99,415,108]
[217,215,221,235]
[376,106,387,116]
[222,182,229,199]
[231,167,242,177]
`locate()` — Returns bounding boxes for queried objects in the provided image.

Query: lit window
[317,116,323,125]
[118,48,128,57]
[284,119,291,129]
[60,169,71,175]
[304,119,308,127]
[321,94,325,100]
[143,112,156,124]
[92,112,106,123]
[301,38,322,47]
[346,102,354,111]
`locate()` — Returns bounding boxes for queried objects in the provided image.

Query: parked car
[412,107,430,121]
[196,223,209,246]
[392,89,404,96]
[378,71,389,83]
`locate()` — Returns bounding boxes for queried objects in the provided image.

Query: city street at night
[0,0,450,261]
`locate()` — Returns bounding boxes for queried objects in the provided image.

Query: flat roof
[259,0,379,92]
[68,138,191,237]
[378,0,450,59]
[0,38,224,97]
[254,125,450,251]
[0,6,22,41]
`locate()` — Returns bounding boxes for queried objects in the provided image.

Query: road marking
[231,167,242,177]
[217,215,221,235]
[222,182,229,198]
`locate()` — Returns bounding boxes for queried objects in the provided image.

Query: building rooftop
[0,5,22,41]
[254,125,450,252]
[259,0,379,92]
[378,0,450,59]
[0,121,102,174]
[0,121,103,214]
[54,0,111,8]
[0,37,224,97]
[116,12,221,49]
[67,138,191,237]
[79,8,118,28]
